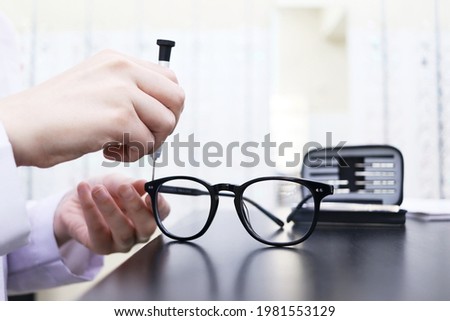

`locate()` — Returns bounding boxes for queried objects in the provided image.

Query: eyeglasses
[145,176,334,246]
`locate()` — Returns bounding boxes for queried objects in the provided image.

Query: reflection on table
[80,209,450,300]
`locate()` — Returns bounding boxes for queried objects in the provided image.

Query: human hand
[53,173,170,254]
[0,50,185,167]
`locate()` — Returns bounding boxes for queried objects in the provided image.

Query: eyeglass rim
[146,175,332,196]
[235,177,326,246]
[145,175,333,246]
[145,176,215,242]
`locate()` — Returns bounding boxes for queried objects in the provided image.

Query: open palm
[53,174,169,254]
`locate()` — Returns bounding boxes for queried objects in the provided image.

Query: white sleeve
[0,12,103,295]
[1,120,102,295]
[0,11,30,256]
[7,193,103,294]
[0,123,30,257]
[0,122,31,300]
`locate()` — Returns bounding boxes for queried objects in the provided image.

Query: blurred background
[1,0,449,299]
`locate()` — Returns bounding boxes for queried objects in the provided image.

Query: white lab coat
[0,12,102,300]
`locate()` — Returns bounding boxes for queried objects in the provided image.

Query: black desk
[80,210,450,300]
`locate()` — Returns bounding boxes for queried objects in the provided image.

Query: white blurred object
[404,198,450,221]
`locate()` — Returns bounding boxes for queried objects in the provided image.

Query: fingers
[77,178,162,254]
[156,194,171,220]
[77,182,115,254]
[102,73,183,161]
[117,181,170,243]
[128,65,184,157]
[117,50,181,84]
[91,185,137,252]
[121,52,185,151]
[98,49,185,128]
[132,179,147,195]
[118,184,156,243]
[131,88,177,148]
[134,64,185,117]
[96,50,185,161]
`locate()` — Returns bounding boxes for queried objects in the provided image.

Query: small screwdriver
[151,39,175,181]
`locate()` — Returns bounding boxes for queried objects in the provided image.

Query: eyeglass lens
[156,178,212,238]
[241,179,314,244]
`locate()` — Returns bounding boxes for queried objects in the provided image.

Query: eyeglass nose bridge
[212,183,239,194]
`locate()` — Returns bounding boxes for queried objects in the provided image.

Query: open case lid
[301,145,404,206]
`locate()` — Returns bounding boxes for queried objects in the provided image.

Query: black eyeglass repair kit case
[295,145,406,225]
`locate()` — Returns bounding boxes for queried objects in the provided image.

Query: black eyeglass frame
[145,176,334,247]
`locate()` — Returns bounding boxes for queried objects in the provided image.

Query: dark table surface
[80,210,450,301]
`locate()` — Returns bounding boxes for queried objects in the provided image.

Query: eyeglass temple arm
[286,194,313,223]
[157,185,284,227]
[239,195,284,227]
[157,185,208,196]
